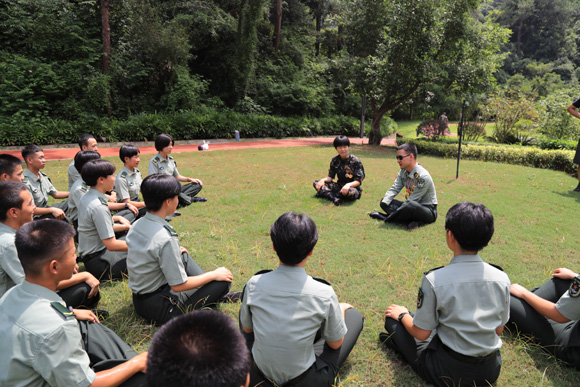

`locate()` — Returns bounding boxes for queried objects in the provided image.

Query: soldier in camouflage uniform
[313,136,365,206]
[370,143,437,230]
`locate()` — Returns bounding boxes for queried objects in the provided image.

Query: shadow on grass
[554,190,580,203]
[503,330,580,386]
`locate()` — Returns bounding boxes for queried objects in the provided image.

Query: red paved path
[1,137,398,161]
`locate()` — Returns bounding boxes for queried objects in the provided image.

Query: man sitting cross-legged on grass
[509,267,580,368]
[147,310,251,387]
[0,181,101,309]
[115,144,147,221]
[148,133,206,207]
[78,159,131,280]
[0,219,147,387]
[369,143,437,230]
[127,174,234,326]
[239,211,364,387]
[380,202,510,387]
[22,144,69,220]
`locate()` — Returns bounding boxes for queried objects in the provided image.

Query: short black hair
[119,144,140,163]
[270,212,318,265]
[78,134,95,149]
[147,310,250,387]
[74,150,101,173]
[155,133,174,152]
[397,143,417,159]
[141,174,182,212]
[445,202,494,252]
[21,145,42,162]
[0,181,27,221]
[81,159,116,187]
[333,135,350,148]
[0,154,22,176]
[15,219,76,277]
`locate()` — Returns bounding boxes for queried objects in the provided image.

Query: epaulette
[486,262,504,272]
[163,224,178,237]
[135,168,140,173]
[40,171,48,177]
[423,266,444,275]
[167,155,174,160]
[120,171,128,178]
[81,182,88,190]
[23,176,29,183]
[313,277,332,286]
[98,197,108,205]
[51,302,74,319]
[152,156,160,163]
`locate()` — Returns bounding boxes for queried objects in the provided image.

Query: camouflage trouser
[313,180,361,200]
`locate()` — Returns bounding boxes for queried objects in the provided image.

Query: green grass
[44,144,580,386]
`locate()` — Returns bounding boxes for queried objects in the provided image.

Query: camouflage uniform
[313,154,365,201]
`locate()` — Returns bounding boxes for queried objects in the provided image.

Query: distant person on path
[566,100,580,192]
[439,112,448,126]
[148,133,206,207]
[0,154,24,182]
[22,145,69,220]
[68,134,99,189]
[509,266,580,368]
[239,211,364,387]
[127,174,233,326]
[379,202,510,387]
[313,135,365,206]
[147,310,250,387]
[369,143,437,230]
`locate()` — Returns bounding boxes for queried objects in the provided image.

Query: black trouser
[312,180,361,201]
[380,199,437,224]
[384,317,501,387]
[34,201,69,220]
[115,207,147,224]
[78,320,146,386]
[132,252,230,326]
[243,308,364,387]
[509,278,580,367]
[83,248,128,281]
[58,282,100,309]
[177,182,203,208]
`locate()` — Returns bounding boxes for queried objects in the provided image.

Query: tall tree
[341,0,509,144]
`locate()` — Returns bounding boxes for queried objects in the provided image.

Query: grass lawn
[44,143,580,386]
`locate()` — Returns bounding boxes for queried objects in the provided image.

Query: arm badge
[569,277,580,298]
[417,287,424,308]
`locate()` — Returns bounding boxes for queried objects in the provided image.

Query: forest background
[2,0,580,146]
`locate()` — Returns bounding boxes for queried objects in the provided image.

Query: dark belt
[132,284,169,300]
[441,343,497,364]
[79,248,106,263]
[253,360,311,387]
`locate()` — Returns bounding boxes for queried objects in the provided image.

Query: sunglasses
[396,154,411,161]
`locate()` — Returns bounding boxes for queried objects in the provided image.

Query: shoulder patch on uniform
[423,266,444,275]
[98,197,108,205]
[51,302,74,319]
[486,262,504,272]
[163,224,178,237]
[120,171,128,178]
[417,178,425,188]
[417,287,424,309]
[569,277,580,298]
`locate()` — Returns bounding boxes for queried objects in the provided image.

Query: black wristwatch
[124,202,129,209]
[398,312,408,323]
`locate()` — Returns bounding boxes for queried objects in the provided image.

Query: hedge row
[397,138,577,175]
[0,109,361,146]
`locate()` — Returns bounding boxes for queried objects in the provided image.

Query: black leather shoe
[369,212,387,221]
[333,197,342,206]
[219,291,242,303]
[574,184,580,192]
[407,221,425,230]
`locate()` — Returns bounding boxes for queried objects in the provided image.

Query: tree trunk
[273,0,282,51]
[101,0,111,73]
[314,6,322,56]
[369,108,388,145]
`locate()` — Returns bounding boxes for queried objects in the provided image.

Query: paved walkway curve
[1,137,398,161]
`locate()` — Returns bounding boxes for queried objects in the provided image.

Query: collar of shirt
[449,254,483,265]
[276,264,307,275]
[24,169,40,182]
[21,280,64,303]
[0,222,17,235]
[121,166,135,177]
[87,187,108,201]
[143,211,171,226]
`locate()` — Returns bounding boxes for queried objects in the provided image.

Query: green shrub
[538,138,578,151]
[397,138,576,175]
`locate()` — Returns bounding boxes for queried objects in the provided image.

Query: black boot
[327,192,342,206]
[574,183,580,192]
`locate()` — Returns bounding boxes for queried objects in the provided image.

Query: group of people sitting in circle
[0,133,578,387]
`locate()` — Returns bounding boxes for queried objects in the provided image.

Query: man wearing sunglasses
[369,143,438,230]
